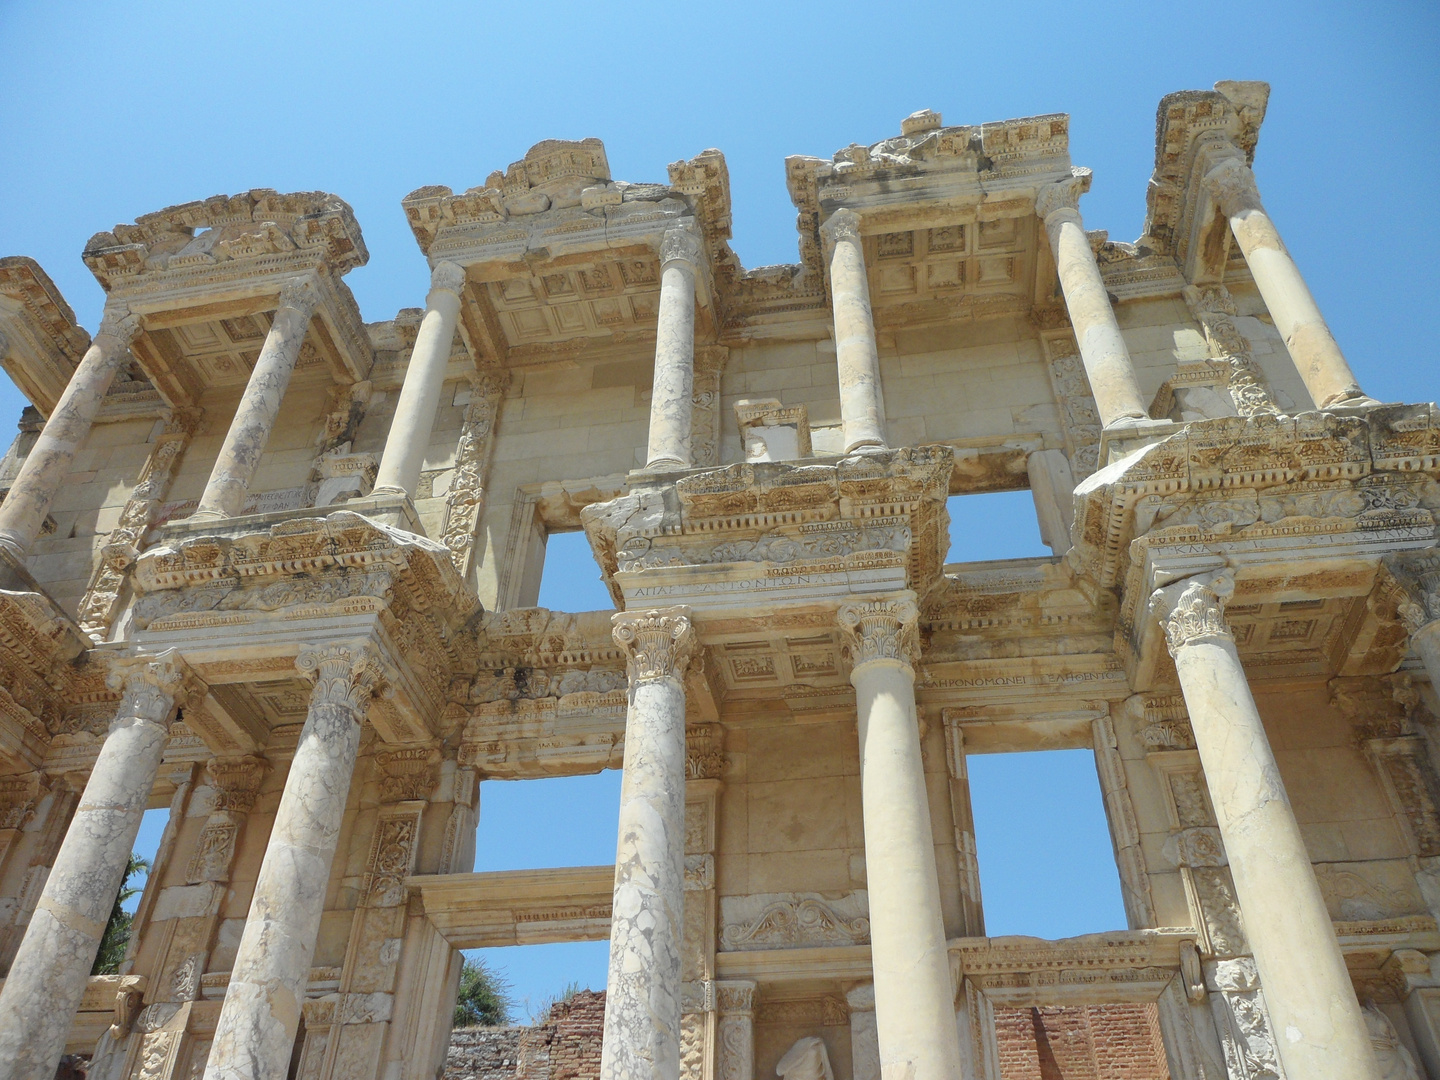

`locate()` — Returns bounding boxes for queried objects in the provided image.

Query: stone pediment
[0,257,91,415]
[1068,406,1440,687]
[582,446,952,615]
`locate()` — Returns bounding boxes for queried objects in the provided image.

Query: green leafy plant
[91,853,149,976]
[453,957,514,1028]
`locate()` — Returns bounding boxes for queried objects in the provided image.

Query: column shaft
[840,596,964,1080]
[1206,156,1367,408]
[646,228,700,470]
[601,609,694,1080]
[1037,171,1148,426]
[193,279,319,521]
[373,262,465,497]
[203,642,377,1080]
[0,652,193,1080]
[0,308,139,558]
[1154,573,1380,1080]
[822,210,887,453]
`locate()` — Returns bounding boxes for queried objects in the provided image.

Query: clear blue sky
[11,0,1433,1023]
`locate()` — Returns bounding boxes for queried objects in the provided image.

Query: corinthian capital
[1384,550,1440,634]
[819,208,862,251]
[837,593,920,672]
[276,275,322,317]
[1034,167,1093,223]
[612,607,696,684]
[105,649,205,727]
[1203,156,1263,219]
[659,223,704,270]
[93,306,143,356]
[429,260,467,298]
[296,640,386,715]
[1150,570,1235,656]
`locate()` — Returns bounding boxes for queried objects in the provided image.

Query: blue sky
[9,0,1434,1023]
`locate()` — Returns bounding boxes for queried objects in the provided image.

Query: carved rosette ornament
[837,594,920,674]
[295,640,386,718]
[1203,155,1264,219]
[105,649,205,729]
[612,607,696,685]
[1150,571,1235,657]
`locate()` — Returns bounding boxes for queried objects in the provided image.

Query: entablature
[0,257,90,416]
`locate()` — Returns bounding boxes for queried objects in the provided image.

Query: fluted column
[193,277,320,521]
[1205,155,1371,409]
[0,305,141,558]
[1151,571,1380,1080]
[1036,168,1149,428]
[600,607,695,1080]
[203,640,382,1080]
[645,227,702,470]
[0,650,199,1080]
[1387,550,1440,687]
[821,209,888,453]
[837,594,964,1080]
[374,261,466,497]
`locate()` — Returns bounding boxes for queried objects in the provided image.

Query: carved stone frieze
[718,891,870,951]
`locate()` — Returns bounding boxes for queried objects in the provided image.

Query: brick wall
[993,1003,1170,1080]
[446,990,606,1080]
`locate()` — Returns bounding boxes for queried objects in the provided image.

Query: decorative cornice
[612,607,696,684]
[1150,571,1234,656]
[837,593,920,672]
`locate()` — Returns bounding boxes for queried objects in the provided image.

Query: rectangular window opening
[537,529,614,611]
[967,748,1127,938]
[459,941,611,1027]
[946,490,1052,565]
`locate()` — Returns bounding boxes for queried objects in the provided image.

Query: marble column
[646,226,702,470]
[0,305,141,558]
[373,261,466,498]
[1387,550,1440,688]
[193,277,320,521]
[1150,571,1381,1080]
[600,607,695,1080]
[1035,169,1149,428]
[1205,155,1372,409]
[838,594,965,1080]
[821,209,888,454]
[0,650,198,1080]
[203,640,381,1080]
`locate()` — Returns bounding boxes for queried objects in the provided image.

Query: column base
[843,439,889,455]
[644,456,690,472]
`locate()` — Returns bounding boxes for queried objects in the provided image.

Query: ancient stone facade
[0,80,1435,1080]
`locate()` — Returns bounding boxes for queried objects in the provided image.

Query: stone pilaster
[1151,571,1380,1080]
[203,640,383,1080]
[193,276,320,521]
[1035,169,1148,428]
[440,371,507,578]
[1181,283,1282,418]
[938,715,984,936]
[821,209,887,453]
[1203,154,1371,409]
[0,304,141,558]
[374,261,466,498]
[715,980,756,1080]
[646,226,702,470]
[682,724,722,1080]
[600,607,695,1080]
[0,650,200,1080]
[837,593,964,1080]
